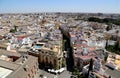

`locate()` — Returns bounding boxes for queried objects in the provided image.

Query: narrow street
[63,34,74,72]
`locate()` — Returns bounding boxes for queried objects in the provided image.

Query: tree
[72,68,79,76]
[104,53,108,62]
[62,58,66,67]
[106,26,110,31]
[106,24,112,31]
[106,41,120,54]
[14,26,17,32]
[62,40,66,51]
[87,17,120,26]
[88,17,98,22]
[89,58,93,71]
[116,30,119,34]
[39,74,43,78]
[105,41,108,49]
[10,29,16,33]
[72,68,83,78]
[114,41,120,52]
[88,58,94,78]
[105,35,111,49]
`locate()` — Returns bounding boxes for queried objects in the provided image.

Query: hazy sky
[0,0,120,13]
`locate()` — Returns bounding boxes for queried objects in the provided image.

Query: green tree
[14,26,17,32]
[10,29,16,33]
[106,26,110,31]
[72,68,79,76]
[106,23,112,31]
[62,58,66,67]
[106,41,120,54]
[87,17,120,26]
[104,53,108,62]
[40,74,43,78]
[114,41,120,52]
[105,41,108,49]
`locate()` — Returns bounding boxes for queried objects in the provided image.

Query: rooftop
[0,67,13,78]
[105,68,120,78]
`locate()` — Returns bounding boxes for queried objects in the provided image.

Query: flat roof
[0,67,13,78]
[105,68,120,78]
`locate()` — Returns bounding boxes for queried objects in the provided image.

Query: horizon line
[0,11,120,15]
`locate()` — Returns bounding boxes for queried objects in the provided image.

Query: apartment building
[0,50,38,78]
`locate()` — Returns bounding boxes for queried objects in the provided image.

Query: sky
[0,0,120,14]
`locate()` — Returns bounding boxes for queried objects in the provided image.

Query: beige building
[0,50,38,78]
[29,41,63,70]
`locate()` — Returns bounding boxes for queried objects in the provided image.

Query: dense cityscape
[0,13,119,78]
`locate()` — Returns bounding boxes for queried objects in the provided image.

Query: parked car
[48,67,66,74]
